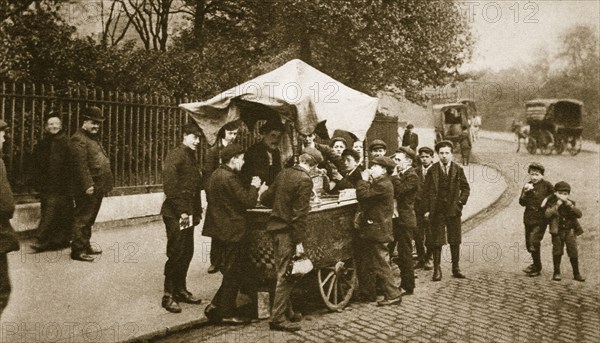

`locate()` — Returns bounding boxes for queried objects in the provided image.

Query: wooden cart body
[243,199,359,310]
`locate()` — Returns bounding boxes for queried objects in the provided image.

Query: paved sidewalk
[0,162,506,343]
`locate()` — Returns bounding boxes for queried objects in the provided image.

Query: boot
[432,247,442,281]
[527,247,542,277]
[450,244,466,279]
[552,255,561,281]
[571,258,585,282]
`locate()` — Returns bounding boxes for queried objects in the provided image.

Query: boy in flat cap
[391,147,419,295]
[414,147,435,270]
[543,181,585,282]
[423,141,470,281]
[203,144,265,324]
[401,124,419,152]
[355,156,402,306]
[369,139,387,158]
[241,121,285,187]
[1,119,19,319]
[260,148,322,332]
[519,162,554,277]
[69,106,112,262]
[160,122,204,313]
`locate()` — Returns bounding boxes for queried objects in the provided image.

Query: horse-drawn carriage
[525,99,584,155]
[433,102,471,151]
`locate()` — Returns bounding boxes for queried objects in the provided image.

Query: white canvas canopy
[179,59,379,145]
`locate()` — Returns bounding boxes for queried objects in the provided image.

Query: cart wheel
[526,138,537,154]
[317,258,357,311]
[555,138,565,155]
[539,130,554,155]
[568,137,582,156]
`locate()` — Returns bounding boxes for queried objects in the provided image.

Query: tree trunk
[299,28,311,63]
[192,0,206,54]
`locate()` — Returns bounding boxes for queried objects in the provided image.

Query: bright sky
[460,0,600,71]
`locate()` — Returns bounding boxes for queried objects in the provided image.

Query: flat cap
[369,139,387,151]
[331,136,348,147]
[0,119,8,131]
[554,181,571,193]
[371,156,396,170]
[396,146,417,161]
[434,140,454,152]
[302,146,324,164]
[220,144,244,162]
[406,124,414,129]
[183,122,202,136]
[418,146,434,156]
[528,162,545,175]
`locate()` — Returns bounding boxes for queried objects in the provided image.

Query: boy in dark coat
[423,141,470,281]
[356,156,402,306]
[203,144,264,323]
[241,121,284,186]
[414,147,434,270]
[391,147,419,295]
[543,181,585,282]
[519,162,554,277]
[260,147,322,332]
[202,121,241,274]
[160,122,204,313]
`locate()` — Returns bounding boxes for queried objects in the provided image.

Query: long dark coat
[423,161,470,217]
[32,131,72,195]
[356,175,395,243]
[203,165,258,242]
[69,129,113,194]
[160,145,202,226]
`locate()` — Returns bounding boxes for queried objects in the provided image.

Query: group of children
[520,162,585,282]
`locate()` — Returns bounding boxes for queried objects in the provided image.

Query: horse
[511,120,530,152]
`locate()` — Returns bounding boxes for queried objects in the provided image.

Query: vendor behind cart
[241,121,285,186]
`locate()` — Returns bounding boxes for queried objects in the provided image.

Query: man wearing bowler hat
[423,141,470,281]
[160,122,204,313]
[69,106,113,262]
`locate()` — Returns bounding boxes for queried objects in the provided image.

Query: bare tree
[118,0,176,51]
[101,1,132,47]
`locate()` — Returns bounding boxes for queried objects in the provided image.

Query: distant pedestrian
[543,181,585,282]
[519,162,553,277]
[160,122,204,313]
[355,156,402,306]
[203,144,266,324]
[391,147,419,295]
[0,120,19,320]
[202,121,241,275]
[30,114,73,252]
[459,125,472,166]
[423,141,470,281]
[414,147,434,270]
[402,124,419,152]
[260,148,322,332]
[69,107,112,262]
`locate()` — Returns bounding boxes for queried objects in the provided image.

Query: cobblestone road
[151,138,600,343]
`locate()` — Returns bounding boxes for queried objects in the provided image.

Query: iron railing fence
[0,82,262,199]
